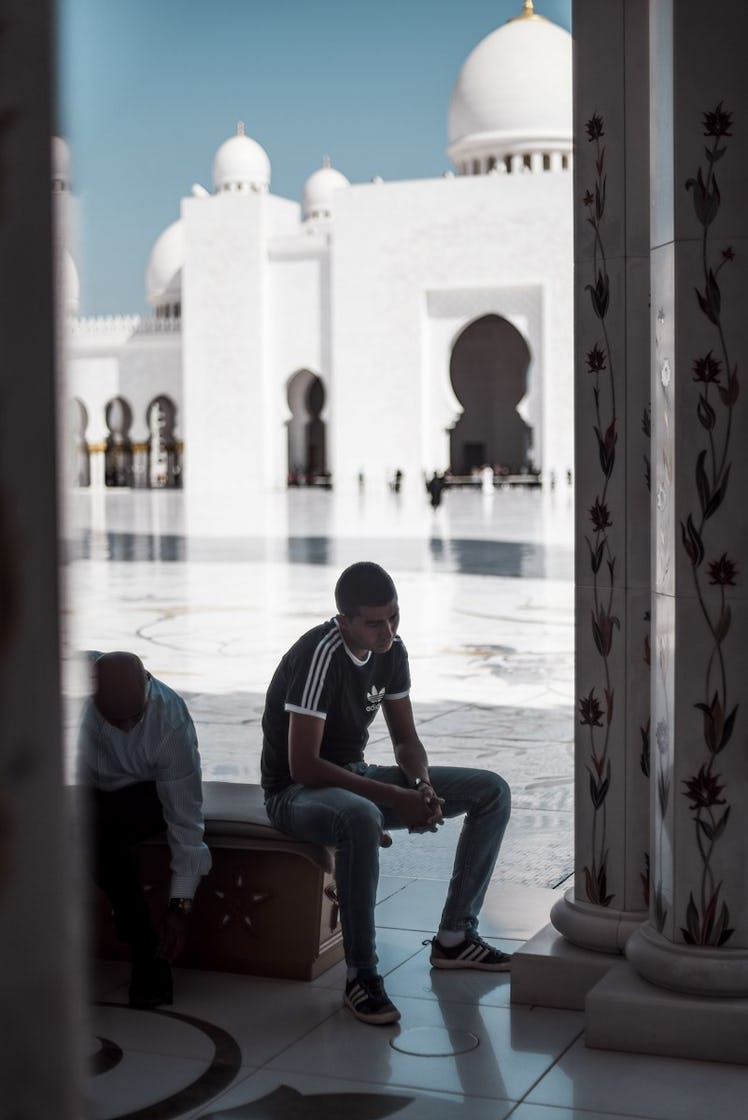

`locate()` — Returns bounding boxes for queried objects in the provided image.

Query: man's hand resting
[158,910,189,963]
[393,786,444,831]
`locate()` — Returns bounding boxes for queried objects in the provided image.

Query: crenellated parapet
[68,314,141,341]
[67,314,181,346]
[134,316,181,335]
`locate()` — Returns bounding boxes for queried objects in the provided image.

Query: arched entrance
[104,396,134,487]
[146,394,181,488]
[449,314,532,475]
[286,369,327,485]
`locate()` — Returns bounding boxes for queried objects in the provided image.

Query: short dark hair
[335,562,397,618]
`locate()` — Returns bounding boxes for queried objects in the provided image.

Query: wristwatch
[168,897,193,916]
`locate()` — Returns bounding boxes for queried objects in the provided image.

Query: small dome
[146,219,184,308]
[302,157,350,220]
[448,2,571,170]
[212,121,270,193]
[51,135,72,191]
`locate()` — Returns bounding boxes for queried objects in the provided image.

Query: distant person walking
[426,471,446,510]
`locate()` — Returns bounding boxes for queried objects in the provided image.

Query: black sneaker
[425,934,512,972]
[344,974,401,1025]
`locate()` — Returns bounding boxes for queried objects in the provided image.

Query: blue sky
[57,0,571,316]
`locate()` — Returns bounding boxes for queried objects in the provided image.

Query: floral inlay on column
[579,112,618,907]
[679,102,738,947]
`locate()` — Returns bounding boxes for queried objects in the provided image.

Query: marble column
[0,0,83,1112]
[557,0,652,949]
[512,0,651,1010]
[634,0,748,989]
[585,0,748,1065]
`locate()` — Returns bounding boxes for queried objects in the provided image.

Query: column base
[627,922,748,997]
[587,961,748,1065]
[511,923,616,1010]
[551,888,645,953]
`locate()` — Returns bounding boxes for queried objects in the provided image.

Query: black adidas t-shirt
[261,618,411,796]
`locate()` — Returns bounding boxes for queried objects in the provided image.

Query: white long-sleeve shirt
[77,674,212,898]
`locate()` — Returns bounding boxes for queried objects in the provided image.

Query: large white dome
[448,1,572,173]
[146,219,184,308]
[302,158,350,221]
[212,121,270,193]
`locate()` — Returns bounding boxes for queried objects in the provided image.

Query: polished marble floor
[67,487,748,1119]
[63,484,576,890]
[86,875,748,1120]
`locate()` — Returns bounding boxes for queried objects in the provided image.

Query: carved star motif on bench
[210,870,271,933]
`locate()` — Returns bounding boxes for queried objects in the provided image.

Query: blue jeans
[265,763,511,970]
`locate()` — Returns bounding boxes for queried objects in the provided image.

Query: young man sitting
[261,561,511,1025]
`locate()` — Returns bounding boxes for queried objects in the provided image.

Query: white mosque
[60,0,573,494]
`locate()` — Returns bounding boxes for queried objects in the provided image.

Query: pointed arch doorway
[449,314,532,475]
[286,369,327,485]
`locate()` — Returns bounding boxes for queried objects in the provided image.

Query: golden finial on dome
[237,120,245,136]
[509,0,543,21]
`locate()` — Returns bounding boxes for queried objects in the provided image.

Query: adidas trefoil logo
[366,685,385,712]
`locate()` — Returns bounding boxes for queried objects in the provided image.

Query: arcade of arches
[72,331,538,491]
[73,394,182,489]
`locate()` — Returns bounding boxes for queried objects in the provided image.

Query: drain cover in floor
[389,1026,479,1056]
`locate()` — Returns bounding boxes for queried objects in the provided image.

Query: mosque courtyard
[63,482,576,890]
[68,485,748,1119]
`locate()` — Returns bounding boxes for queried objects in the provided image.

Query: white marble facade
[62,4,574,496]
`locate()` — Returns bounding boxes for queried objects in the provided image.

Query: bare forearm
[393,740,431,785]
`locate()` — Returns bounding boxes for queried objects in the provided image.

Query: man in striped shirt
[78,652,212,1008]
[261,562,511,1026]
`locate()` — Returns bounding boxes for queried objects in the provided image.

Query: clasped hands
[396,781,445,833]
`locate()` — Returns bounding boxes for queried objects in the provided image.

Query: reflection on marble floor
[72,491,748,1119]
